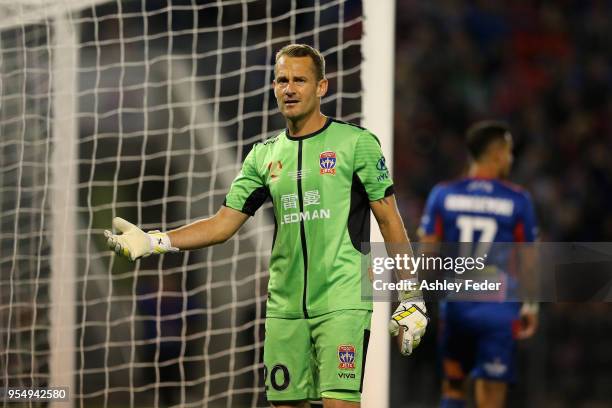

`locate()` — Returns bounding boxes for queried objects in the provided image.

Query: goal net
[0,1,376,407]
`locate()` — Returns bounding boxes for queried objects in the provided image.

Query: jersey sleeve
[354,131,394,201]
[515,192,538,242]
[418,185,444,238]
[223,144,269,216]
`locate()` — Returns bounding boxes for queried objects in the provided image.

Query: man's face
[273,56,327,122]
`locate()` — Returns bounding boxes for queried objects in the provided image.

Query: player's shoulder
[251,132,283,155]
[494,180,533,201]
[329,117,367,132]
[496,179,526,193]
[244,133,283,166]
[424,180,456,204]
[261,131,283,146]
[329,118,380,144]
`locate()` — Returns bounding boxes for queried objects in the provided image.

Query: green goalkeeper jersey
[224,118,394,318]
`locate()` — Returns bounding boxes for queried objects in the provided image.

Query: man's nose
[284,81,296,95]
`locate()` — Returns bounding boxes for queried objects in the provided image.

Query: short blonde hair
[275,44,326,81]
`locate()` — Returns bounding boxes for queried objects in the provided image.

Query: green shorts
[263,309,372,403]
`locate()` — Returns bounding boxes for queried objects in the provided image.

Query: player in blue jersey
[418,121,539,408]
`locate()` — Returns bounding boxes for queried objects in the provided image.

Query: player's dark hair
[275,44,326,81]
[466,120,510,160]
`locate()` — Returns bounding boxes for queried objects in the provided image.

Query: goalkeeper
[106,44,427,408]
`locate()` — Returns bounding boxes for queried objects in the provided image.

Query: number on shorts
[264,364,290,391]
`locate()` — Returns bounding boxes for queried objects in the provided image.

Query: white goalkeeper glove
[389,296,428,356]
[104,217,178,261]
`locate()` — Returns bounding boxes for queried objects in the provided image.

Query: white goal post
[362,1,394,407]
[0,1,395,407]
[49,11,78,408]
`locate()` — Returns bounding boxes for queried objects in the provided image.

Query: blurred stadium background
[0,0,610,407]
[392,2,612,407]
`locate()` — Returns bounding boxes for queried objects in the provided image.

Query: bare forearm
[379,218,416,281]
[372,196,410,244]
[166,206,248,250]
[378,216,410,245]
[371,196,416,281]
[166,217,225,250]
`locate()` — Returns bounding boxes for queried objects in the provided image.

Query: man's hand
[389,300,428,356]
[516,302,539,340]
[104,217,178,261]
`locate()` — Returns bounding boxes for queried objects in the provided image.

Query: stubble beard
[284,103,314,125]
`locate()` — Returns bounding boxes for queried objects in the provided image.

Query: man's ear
[316,78,328,98]
[491,140,506,163]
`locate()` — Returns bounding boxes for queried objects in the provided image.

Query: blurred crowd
[393,0,612,241]
[391,1,612,406]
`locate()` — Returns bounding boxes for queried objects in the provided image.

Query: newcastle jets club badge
[319,151,336,175]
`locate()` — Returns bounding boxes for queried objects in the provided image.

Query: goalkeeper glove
[104,217,178,261]
[389,295,428,356]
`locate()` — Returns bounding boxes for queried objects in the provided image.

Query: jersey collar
[285,117,332,141]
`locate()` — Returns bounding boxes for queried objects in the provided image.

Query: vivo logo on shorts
[338,372,356,379]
